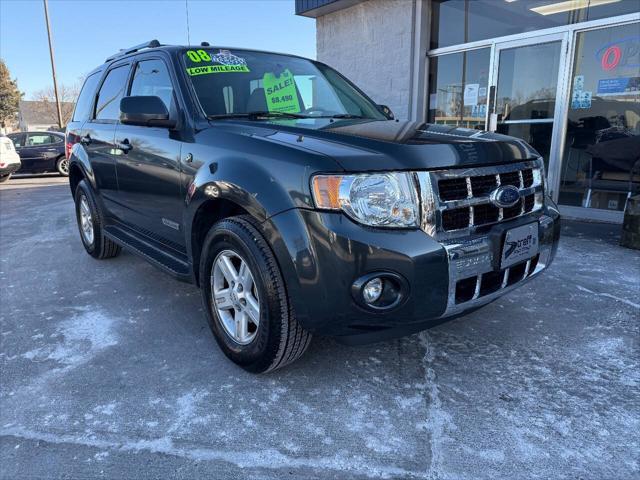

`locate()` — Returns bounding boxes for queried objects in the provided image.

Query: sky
[0,0,316,99]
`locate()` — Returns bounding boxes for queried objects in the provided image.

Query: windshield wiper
[324,114,366,119]
[207,111,309,120]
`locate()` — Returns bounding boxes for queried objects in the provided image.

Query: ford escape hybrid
[66,41,560,373]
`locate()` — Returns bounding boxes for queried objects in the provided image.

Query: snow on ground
[1,177,638,479]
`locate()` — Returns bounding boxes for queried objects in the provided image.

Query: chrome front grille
[417,160,545,239]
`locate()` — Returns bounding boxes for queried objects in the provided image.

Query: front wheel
[56,157,69,176]
[0,174,10,183]
[200,216,311,373]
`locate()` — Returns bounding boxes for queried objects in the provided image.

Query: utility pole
[185,0,191,45]
[43,0,63,129]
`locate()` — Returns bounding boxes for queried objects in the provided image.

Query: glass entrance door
[559,22,640,218]
[427,16,640,223]
[488,34,568,175]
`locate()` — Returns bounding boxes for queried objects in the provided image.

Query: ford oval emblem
[490,185,520,208]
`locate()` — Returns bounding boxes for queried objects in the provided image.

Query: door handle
[80,135,92,145]
[116,139,132,153]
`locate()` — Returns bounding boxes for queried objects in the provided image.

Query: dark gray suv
[66,40,560,372]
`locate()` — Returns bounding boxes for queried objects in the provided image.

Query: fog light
[352,272,408,311]
[363,277,383,304]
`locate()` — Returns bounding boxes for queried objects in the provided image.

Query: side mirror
[120,96,176,128]
[378,104,394,120]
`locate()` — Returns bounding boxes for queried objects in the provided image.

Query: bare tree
[31,81,81,127]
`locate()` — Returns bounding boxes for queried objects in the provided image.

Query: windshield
[182,48,386,120]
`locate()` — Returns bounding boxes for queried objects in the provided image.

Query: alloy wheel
[58,158,69,175]
[79,195,94,245]
[211,250,260,345]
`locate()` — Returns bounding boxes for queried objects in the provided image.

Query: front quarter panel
[182,126,342,221]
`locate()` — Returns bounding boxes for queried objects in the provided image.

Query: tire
[74,180,121,259]
[56,156,69,176]
[0,174,10,183]
[200,215,311,373]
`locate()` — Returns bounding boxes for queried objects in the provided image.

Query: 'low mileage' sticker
[185,49,250,76]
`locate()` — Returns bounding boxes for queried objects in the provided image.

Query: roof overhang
[295,0,364,18]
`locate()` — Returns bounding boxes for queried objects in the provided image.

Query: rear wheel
[0,174,10,183]
[200,216,311,373]
[74,180,121,259]
[56,157,69,176]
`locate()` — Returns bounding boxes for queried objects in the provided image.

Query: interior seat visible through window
[246,88,267,112]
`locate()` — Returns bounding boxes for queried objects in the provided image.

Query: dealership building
[296,0,640,223]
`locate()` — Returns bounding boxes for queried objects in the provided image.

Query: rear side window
[95,65,130,121]
[129,59,174,111]
[72,72,101,122]
[27,133,56,146]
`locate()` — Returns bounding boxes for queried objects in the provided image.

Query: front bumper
[438,212,559,319]
[261,203,560,342]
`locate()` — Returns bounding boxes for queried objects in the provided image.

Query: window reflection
[130,60,175,112]
[560,24,640,212]
[431,0,640,49]
[493,41,562,173]
[428,48,490,128]
[496,42,561,120]
[497,123,554,172]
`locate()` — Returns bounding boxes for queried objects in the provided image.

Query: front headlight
[311,172,419,228]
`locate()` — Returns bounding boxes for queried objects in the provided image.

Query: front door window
[9,134,25,147]
[559,23,640,213]
[130,59,175,112]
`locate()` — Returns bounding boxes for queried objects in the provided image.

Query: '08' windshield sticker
[185,49,250,76]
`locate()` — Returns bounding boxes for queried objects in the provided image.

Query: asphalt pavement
[1,175,638,479]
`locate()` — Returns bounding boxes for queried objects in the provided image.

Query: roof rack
[105,39,161,62]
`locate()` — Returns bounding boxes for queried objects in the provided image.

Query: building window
[430,0,640,50]
[427,48,490,128]
[559,23,640,212]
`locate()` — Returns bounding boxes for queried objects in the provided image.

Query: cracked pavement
[1,176,638,479]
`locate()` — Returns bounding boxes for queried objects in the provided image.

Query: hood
[210,119,541,172]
